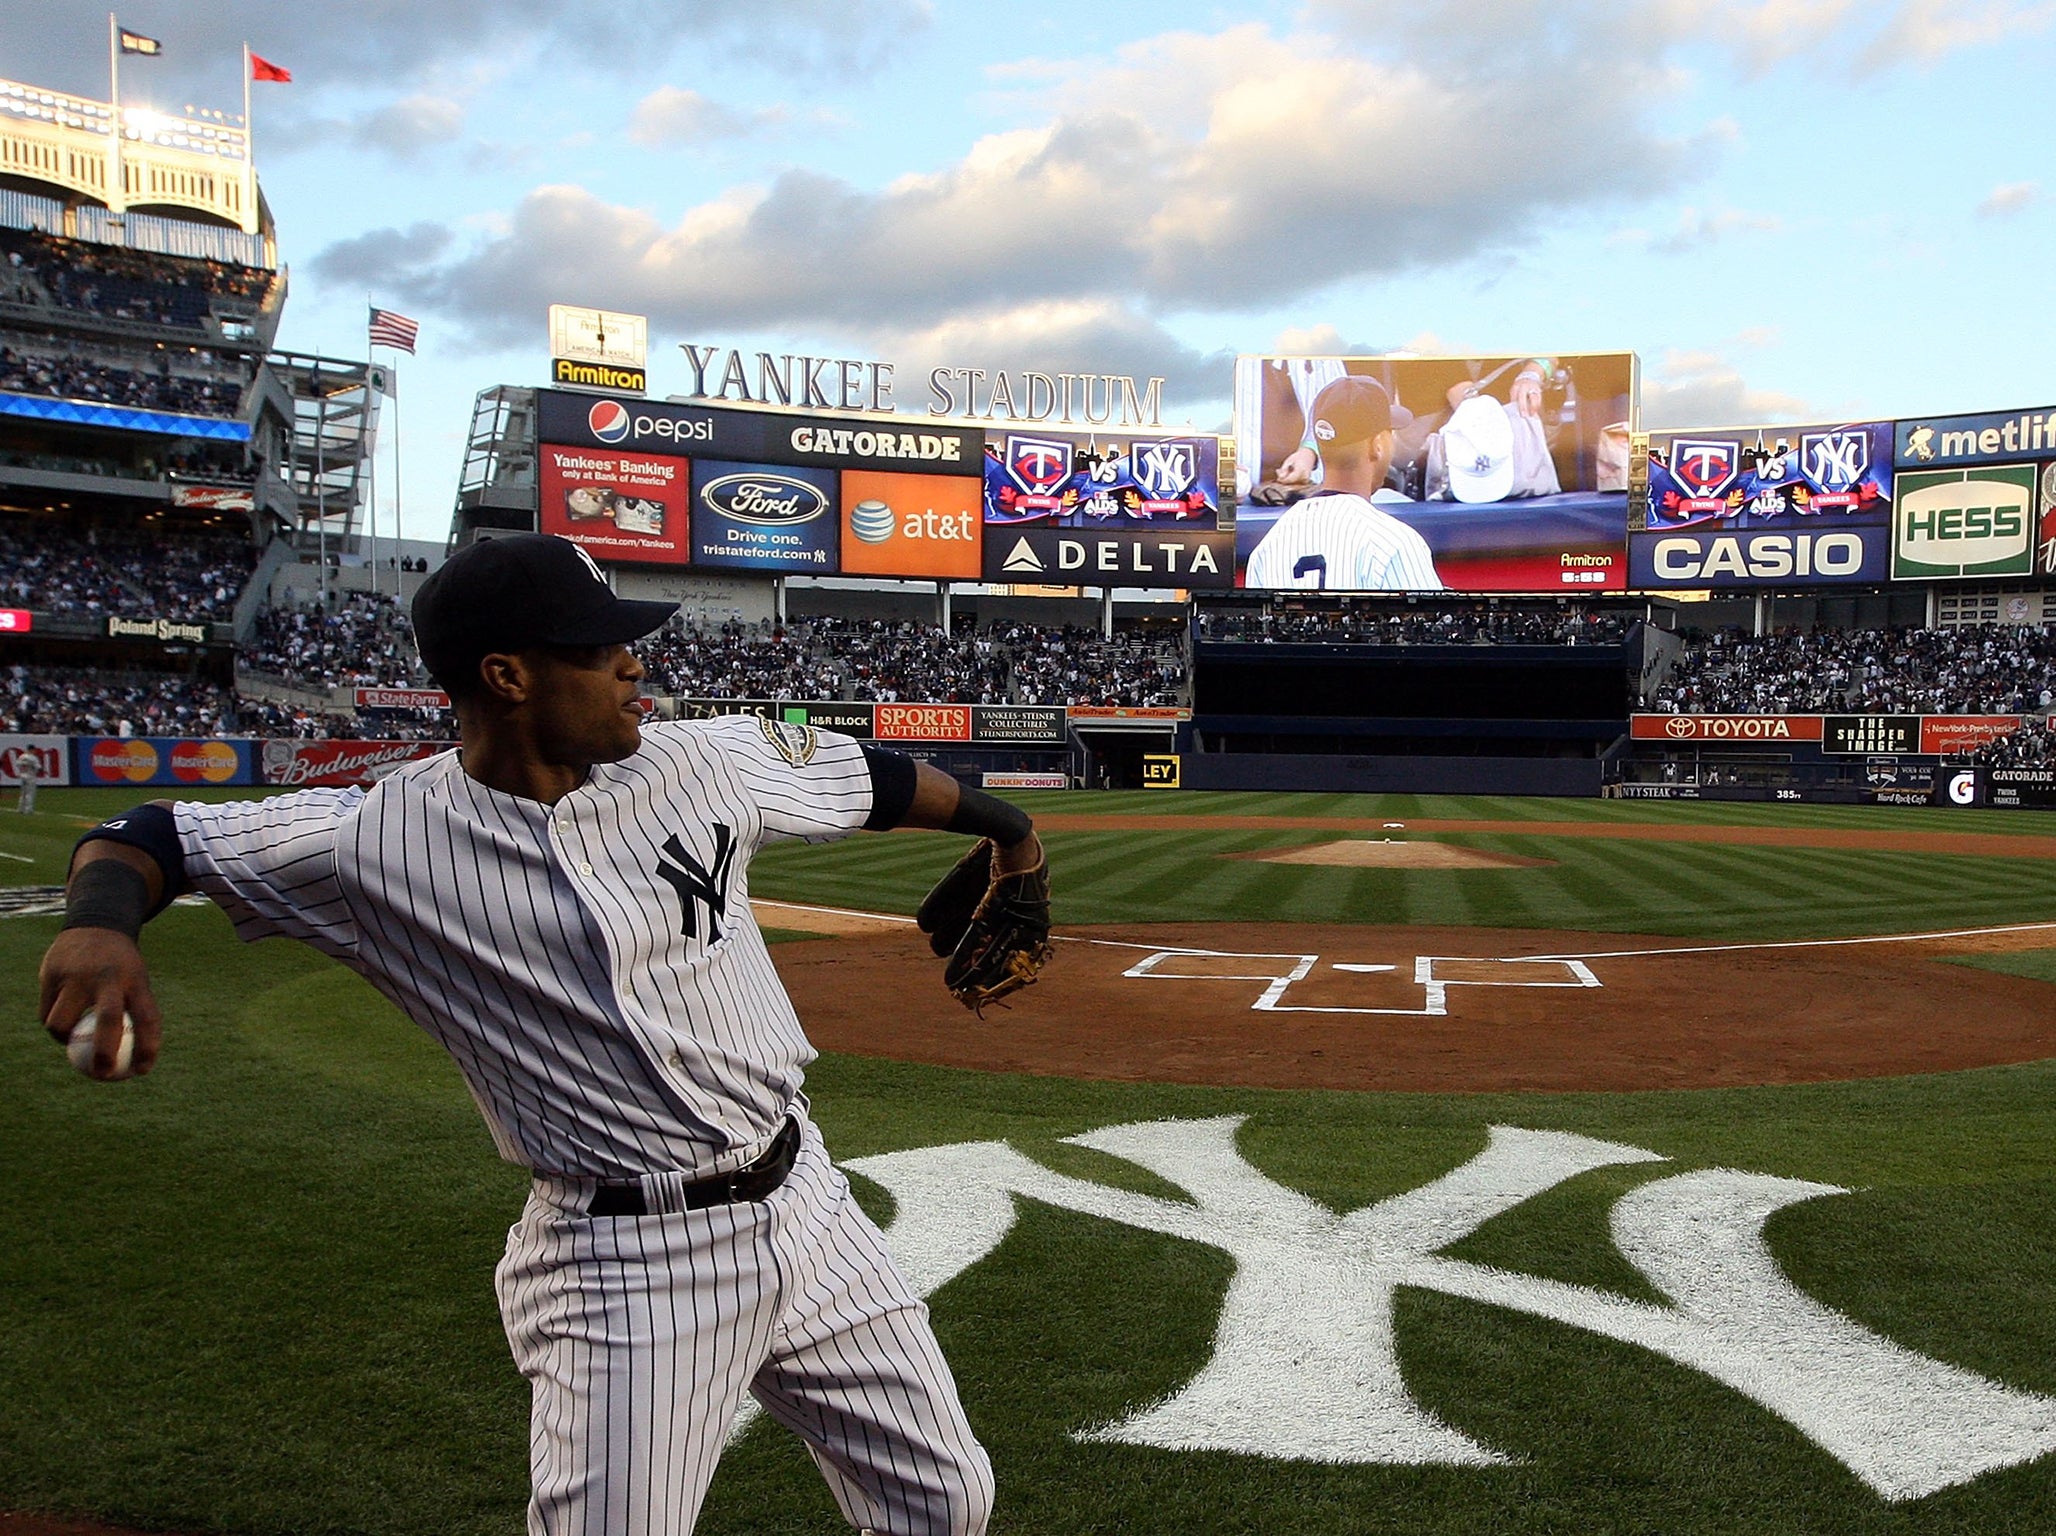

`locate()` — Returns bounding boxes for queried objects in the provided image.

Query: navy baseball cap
[412,534,677,690]
[1309,376,1414,449]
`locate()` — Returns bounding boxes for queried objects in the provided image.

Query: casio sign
[1652,532,1866,581]
[700,472,828,526]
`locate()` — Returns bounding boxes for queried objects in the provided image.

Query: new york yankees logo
[655,823,737,941]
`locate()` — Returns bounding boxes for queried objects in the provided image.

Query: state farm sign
[875,703,972,742]
[1629,714,1825,742]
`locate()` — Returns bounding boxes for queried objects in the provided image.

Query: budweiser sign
[1629,714,1825,742]
[259,738,451,787]
[874,703,972,742]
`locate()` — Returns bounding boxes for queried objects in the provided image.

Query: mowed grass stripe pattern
[755,792,2056,939]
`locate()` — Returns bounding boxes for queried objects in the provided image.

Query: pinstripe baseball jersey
[174,714,871,1179]
[1244,492,1446,591]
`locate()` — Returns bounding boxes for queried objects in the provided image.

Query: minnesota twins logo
[1132,440,1198,501]
[1671,439,1739,499]
[655,824,737,942]
[1006,435,1074,496]
[1800,430,1869,494]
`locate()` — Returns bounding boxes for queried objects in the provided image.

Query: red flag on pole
[249,53,292,83]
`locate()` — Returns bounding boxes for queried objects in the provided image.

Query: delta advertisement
[1630,420,1894,589]
[1891,405,2056,580]
[980,426,1231,588]
[1231,353,1635,593]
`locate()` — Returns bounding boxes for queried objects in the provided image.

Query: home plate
[1334,963,1398,973]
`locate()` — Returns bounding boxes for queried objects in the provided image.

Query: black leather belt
[584,1117,801,1218]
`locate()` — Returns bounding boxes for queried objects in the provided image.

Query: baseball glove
[917,838,1053,1015]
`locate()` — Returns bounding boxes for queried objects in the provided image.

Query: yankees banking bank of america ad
[1230,352,1636,593]
[1631,420,1895,589]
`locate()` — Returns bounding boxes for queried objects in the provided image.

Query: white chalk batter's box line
[1114,947,1601,1017]
[1078,919,2056,1017]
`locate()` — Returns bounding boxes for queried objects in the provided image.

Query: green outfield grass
[4,787,2056,1535]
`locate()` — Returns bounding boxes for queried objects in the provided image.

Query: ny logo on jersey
[1132,440,1197,500]
[655,824,737,942]
[1006,435,1074,495]
[1671,439,1739,499]
[1800,430,1869,493]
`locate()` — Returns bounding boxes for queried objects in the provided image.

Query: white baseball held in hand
[68,1007,137,1080]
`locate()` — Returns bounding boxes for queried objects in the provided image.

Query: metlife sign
[1895,406,2056,467]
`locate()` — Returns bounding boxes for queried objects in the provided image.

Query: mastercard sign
[171,739,242,783]
[88,739,161,783]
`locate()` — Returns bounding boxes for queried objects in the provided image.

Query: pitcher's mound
[1233,840,1553,870]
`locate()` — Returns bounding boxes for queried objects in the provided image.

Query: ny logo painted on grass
[847,1118,2056,1501]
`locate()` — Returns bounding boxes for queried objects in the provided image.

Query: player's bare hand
[39,928,163,1076]
[1446,379,1483,410]
[1275,447,1318,485]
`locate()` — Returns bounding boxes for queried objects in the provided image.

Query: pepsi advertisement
[690,460,839,571]
[1630,420,1894,588]
[982,430,1221,529]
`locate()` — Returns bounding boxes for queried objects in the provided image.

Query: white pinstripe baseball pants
[498,1117,993,1535]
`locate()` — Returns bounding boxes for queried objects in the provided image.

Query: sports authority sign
[1629,715,1825,742]
[875,703,971,742]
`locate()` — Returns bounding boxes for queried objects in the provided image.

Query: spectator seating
[1649,626,2056,717]
[0,519,255,621]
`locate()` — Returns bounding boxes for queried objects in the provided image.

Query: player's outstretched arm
[38,804,182,1078]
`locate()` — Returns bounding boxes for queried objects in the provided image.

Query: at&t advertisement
[1630,421,1894,588]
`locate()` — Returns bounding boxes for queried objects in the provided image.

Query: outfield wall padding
[1178,753,1603,796]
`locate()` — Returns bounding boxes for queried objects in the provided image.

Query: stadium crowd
[635,616,1186,707]
[1649,626,2056,717]
[1197,604,1634,646]
[2,230,272,329]
[0,344,243,415]
[0,521,255,621]
[238,591,434,691]
[4,664,232,737]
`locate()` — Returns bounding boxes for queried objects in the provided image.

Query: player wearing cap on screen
[1244,377,1445,592]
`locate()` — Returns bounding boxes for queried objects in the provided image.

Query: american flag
[367,307,419,353]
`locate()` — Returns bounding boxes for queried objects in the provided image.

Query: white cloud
[1977,180,2041,218]
[1641,345,1813,428]
[1860,0,2056,69]
[354,94,466,159]
[627,88,788,147]
[1647,205,1784,253]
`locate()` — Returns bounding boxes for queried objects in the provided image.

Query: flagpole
[365,340,378,601]
[106,13,122,223]
[392,359,404,579]
[241,44,254,235]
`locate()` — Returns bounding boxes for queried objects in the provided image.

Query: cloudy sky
[18,0,2056,539]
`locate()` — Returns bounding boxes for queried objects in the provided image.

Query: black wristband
[61,858,152,940]
[945,783,1033,847]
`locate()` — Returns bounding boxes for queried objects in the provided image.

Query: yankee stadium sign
[679,343,1168,427]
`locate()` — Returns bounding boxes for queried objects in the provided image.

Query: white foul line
[1524,919,2056,964]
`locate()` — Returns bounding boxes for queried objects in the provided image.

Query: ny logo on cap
[570,543,609,586]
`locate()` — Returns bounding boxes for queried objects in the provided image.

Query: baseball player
[14,746,40,813]
[1244,377,1445,592]
[37,534,1038,1536]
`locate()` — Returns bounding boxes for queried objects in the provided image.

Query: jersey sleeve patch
[758,716,820,767]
